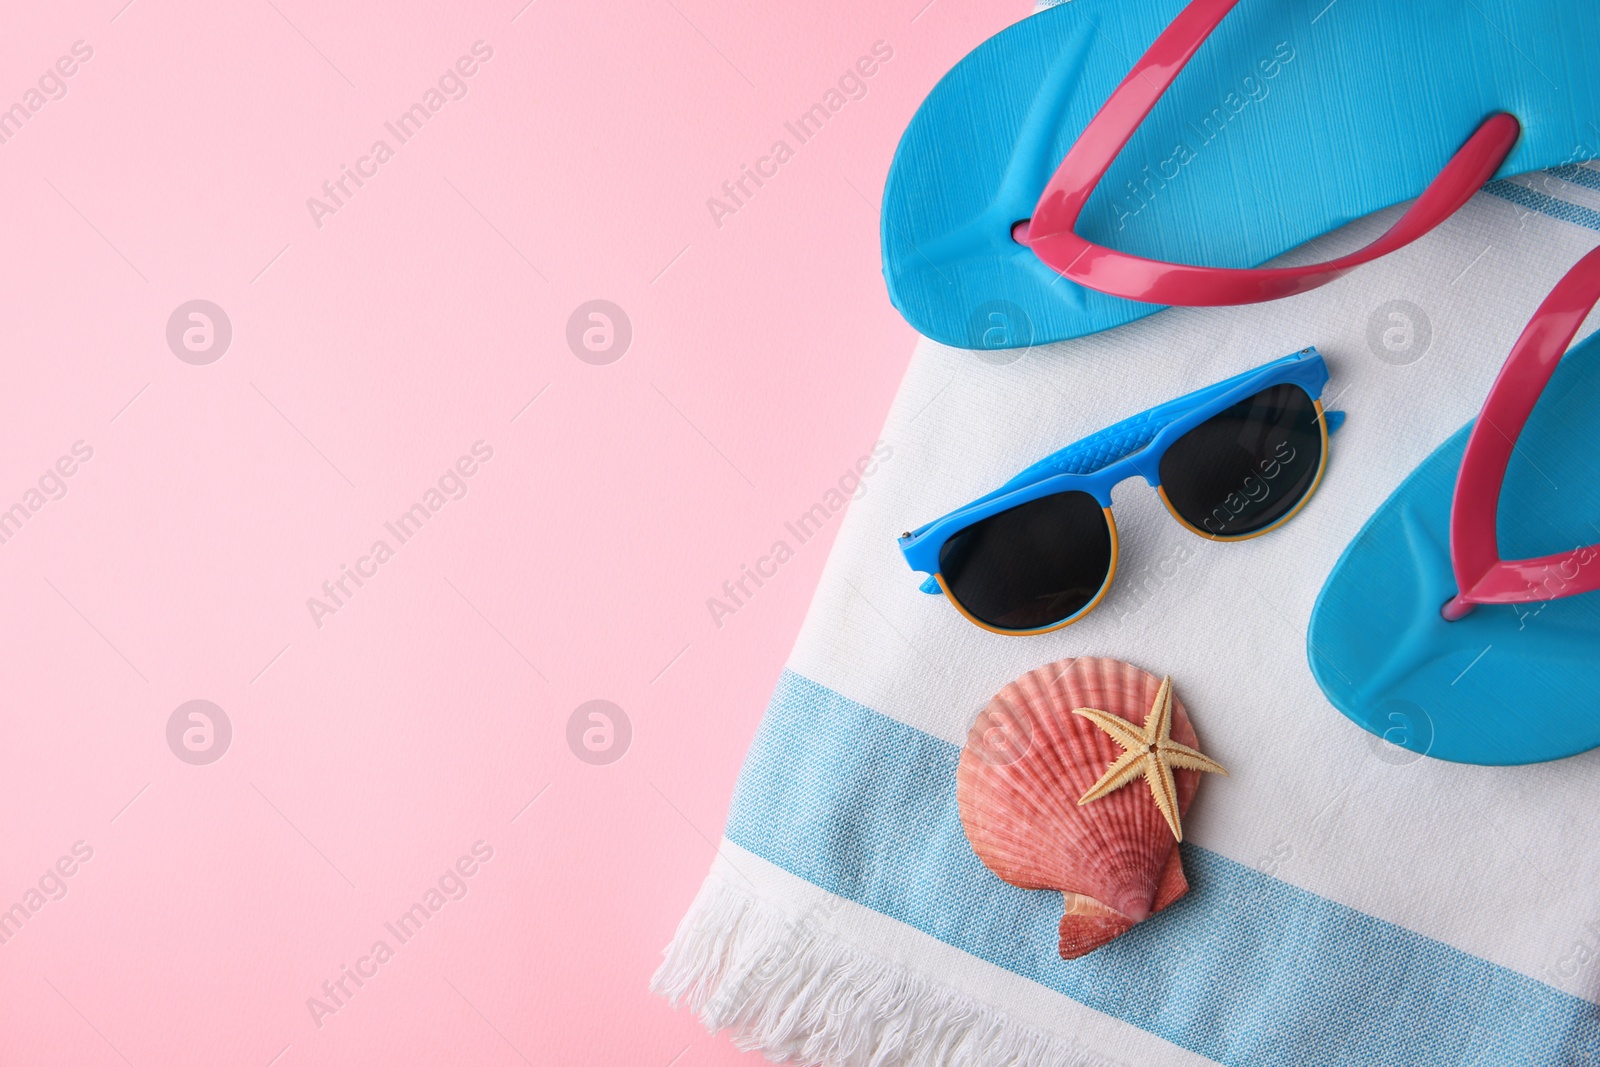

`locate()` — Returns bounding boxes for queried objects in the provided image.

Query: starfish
[1072,676,1227,842]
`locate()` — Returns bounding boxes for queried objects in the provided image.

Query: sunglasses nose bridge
[1096,455,1162,503]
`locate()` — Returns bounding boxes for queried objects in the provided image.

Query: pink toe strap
[1443,244,1600,618]
[1019,0,1520,306]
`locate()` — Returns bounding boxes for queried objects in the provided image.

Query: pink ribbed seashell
[956,657,1202,959]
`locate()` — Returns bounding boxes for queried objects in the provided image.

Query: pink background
[0,0,1020,1064]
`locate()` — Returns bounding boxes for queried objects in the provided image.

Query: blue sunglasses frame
[898,348,1344,634]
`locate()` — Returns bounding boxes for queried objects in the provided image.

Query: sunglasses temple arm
[1000,353,1329,492]
[996,379,1335,499]
[992,399,1195,497]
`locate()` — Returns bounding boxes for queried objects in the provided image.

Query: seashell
[957,657,1203,959]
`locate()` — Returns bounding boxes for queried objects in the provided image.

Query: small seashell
[957,657,1203,959]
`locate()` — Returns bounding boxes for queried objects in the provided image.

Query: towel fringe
[651,874,1123,1067]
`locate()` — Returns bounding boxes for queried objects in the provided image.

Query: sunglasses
[898,349,1343,635]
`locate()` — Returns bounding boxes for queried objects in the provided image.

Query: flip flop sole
[1307,334,1600,766]
[883,0,1600,349]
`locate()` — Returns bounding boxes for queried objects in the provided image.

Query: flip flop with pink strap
[1308,245,1600,765]
[882,0,1598,349]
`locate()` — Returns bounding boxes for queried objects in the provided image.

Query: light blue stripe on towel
[1484,177,1600,233]
[1543,164,1600,195]
[726,670,1600,1066]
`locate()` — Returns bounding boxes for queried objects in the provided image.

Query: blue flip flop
[882,0,1600,349]
[1308,247,1600,766]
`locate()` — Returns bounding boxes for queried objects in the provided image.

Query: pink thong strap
[1441,244,1600,619]
[1017,0,1520,307]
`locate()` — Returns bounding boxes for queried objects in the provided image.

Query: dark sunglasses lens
[938,490,1112,632]
[1158,382,1323,538]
